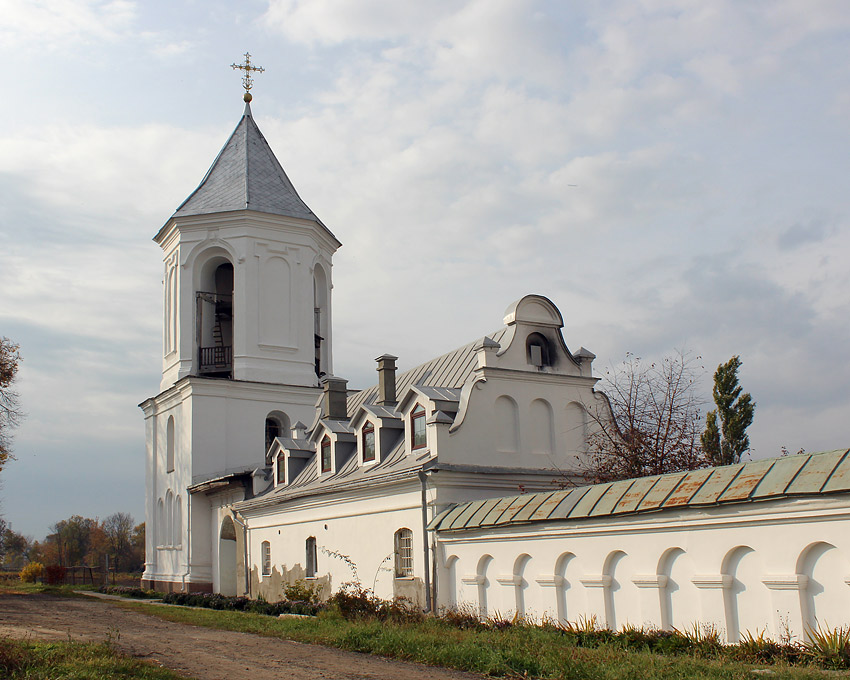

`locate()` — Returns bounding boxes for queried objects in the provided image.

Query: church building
[142,86,850,643]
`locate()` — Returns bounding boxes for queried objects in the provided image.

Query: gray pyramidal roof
[169,102,331,234]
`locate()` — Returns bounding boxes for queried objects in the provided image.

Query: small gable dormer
[310,419,355,476]
[350,404,404,466]
[266,428,312,488]
[397,385,461,455]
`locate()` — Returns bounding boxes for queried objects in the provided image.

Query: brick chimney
[375,354,398,407]
[321,376,348,420]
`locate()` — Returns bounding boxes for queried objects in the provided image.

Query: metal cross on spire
[231,52,265,102]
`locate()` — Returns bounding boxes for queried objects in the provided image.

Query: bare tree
[583,351,708,483]
[103,512,135,572]
[0,337,23,472]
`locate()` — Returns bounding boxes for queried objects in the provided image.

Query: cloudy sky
[1,0,848,539]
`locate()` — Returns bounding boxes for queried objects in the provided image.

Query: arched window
[320,436,332,473]
[196,256,234,378]
[313,264,328,379]
[261,541,271,576]
[165,491,174,546]
[264,411,290,453]
[166,415,175,473]
[410,405,426,450]
[362,421,376,462]
[306,537,318,578]
[157,498,165,547]
[394,528,414,577]
[526,332,552,367]
[173,496,182,547]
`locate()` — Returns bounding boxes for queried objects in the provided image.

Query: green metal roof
[428,448,850,532]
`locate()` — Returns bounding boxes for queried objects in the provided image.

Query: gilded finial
[231,52,265,100]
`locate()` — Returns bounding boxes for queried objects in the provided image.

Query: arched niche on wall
[796,541,845,636]
[529,399,555,456]
[494,395,520,454]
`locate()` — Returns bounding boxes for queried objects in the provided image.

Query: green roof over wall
[429,448,850,532]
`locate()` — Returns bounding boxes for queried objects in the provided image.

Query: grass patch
[0,637,185,679]
[119,601,832,680]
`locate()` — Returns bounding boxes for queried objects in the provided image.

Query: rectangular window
[411,405,426,450]
[362,422,376,462]
[306,536,317,578]
[276,455,286,484]
[321,436,332,473]
[394,529,413,577]
[261,541,271,576]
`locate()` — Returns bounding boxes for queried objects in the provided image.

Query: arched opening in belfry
[218,516,238,596]
[313,264,328,380]
[197,257,234,378]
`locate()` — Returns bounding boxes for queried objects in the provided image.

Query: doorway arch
[219,516,237,596]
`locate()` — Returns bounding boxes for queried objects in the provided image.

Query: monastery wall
[435,495,850,642]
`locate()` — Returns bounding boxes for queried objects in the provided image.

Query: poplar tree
[702,356,755,466]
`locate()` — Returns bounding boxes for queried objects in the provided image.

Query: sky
[0,0,848,539]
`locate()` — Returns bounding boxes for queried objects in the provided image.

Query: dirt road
[0,592,484,680]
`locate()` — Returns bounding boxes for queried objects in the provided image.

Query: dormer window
[411,405,426,450]
[276,454,286,484]
[362,422,376,463]
[526,332,552,367]
[320,436,332,473]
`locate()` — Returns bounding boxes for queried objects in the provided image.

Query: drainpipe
[229,510,251,597]
[180,489,192,592]
[418,469,432,613]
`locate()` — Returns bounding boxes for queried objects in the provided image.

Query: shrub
[802,624,850,669]
[97,585,161,599]
[19,562,43,583]
[283,579,322,604]
[44,565,67,585]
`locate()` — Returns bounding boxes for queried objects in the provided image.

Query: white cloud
[0,0,136,49]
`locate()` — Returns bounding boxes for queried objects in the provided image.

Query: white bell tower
[141,73,340,593]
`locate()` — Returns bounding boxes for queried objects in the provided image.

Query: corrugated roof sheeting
[346,328,507,417]
[431,449,850,532]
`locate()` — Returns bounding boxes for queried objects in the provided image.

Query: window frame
[320,435,332,473]
[305,536,318,578]
[410,404,426,450]
[276,453,286,485]
[261,540,271,576]
[362,421,376,463]
[394,528,414,578]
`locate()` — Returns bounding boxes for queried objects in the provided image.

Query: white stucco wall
[241,482,431,603]
[436,495,850,642]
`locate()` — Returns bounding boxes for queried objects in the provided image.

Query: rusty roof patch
[494,493,540,525]
[718,459,777,502]
[664,468,715,507]
[591,480,635,516]
[529,488,574,520]
[512,491,558,522]
[465,497,503,527]
[786,451,844,494]
[750,455,809,498]
[548,487,591,519]
[434,503,468,531]
[688,463,745,504]
[614,476,659,513]
[479,495,521,526]
[821,449,850,493]
[569,483,612,518]
[451,499,488,529]
[639,472,687,510]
